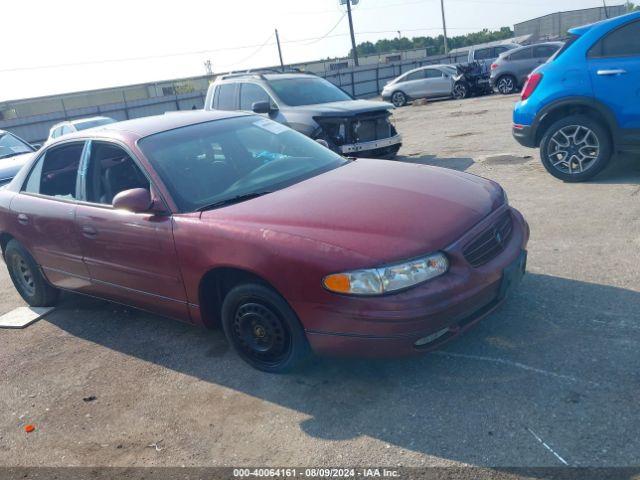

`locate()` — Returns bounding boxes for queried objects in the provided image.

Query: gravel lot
[1,94,639,468]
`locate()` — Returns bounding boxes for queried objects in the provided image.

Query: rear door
[588,19,640,138]
[10,141,92,290]
[507,47,534,85]
[212,83,239,111]
[533,44,560,67]
[75,140,189,321]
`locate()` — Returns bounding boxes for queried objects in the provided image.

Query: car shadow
[591,153,640,185]
[43,273,640,467]
[396,154,475,172]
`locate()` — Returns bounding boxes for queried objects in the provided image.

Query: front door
[588,18,640,143]
[11,141,92,290]
[424,68,452,97]
[75,141,189,321]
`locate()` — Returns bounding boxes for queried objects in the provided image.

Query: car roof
[69,116,113,125]
[56,110,250,141]
[403,64,453,75]
[505,41,564,53]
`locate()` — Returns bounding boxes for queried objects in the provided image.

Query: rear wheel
[5,240,59,307]
[496,75,517,94]
[391,91,407,107]
[221,283,311,373]
[539,115,612,182]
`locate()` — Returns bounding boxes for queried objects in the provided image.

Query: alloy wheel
[547,125,600,175]
[232,302,291,367]
[453,83,467,99]
[497,77,515,94]
[391,92,406,107]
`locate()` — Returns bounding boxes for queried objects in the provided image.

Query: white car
[381,64,459,107]
[48,116,116,141]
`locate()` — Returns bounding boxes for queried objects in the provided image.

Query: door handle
[17,213,29,225]
[81,225,98,238]
[597,69,627,76]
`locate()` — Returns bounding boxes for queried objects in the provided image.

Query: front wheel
[539,115,612,182]
[391,91,407,107]
[221,283,312,373]
[452,82,469,99]
[5,239,59,307]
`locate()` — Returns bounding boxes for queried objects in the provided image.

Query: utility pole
[602,0,609,18]
[440,0,449,54]
[275,29,285,72]
[345,0,359,67]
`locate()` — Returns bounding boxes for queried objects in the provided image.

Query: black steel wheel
[5,239,59,307]
[540,115,612,182]
[221,283,311,373]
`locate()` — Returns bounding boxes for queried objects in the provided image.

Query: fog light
[414,328,450,347]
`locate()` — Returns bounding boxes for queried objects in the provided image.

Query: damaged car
[205,72,402,159]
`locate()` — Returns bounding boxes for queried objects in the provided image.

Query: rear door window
[24,142,85,199]
[589,20,640,58]
[534,45,560,59]
[215,83,238,110]
[509,48,532,61]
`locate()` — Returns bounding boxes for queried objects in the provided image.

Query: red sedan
[0,111,529,372]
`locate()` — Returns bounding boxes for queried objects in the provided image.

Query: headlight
[323,252,449,296]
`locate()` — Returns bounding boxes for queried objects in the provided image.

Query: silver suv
[205,72,402,158]
[490,42,563,94]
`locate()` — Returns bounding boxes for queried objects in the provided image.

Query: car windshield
[0,132,33,159]
[268,77,351,106]
[138,116,347,212]
[73,118,116,131]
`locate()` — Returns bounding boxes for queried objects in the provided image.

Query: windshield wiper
[0,152,22,160]
[197,191,272,212]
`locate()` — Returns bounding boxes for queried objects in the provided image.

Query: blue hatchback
[513,11,640,182]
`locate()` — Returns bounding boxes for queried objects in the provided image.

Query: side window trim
[21,140,88,203]
[239,82,277,111]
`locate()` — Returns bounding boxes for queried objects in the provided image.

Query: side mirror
[252,101,275,114]
[112,188,154,213]
[31,143,42,150]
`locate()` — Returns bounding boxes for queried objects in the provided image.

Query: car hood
[202,161,502,264]
[0,152,34,181]
[293,99,394,117]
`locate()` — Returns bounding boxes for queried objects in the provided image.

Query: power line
[298,13,346,45]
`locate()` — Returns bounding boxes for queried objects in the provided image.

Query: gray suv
[205,72,402,158]
[490,42,563,94]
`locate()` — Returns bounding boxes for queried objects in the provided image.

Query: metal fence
[0,52,469,144]
[321,52,468,98]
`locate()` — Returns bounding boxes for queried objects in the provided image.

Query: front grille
[463,211,513,267]
[352,117,392,143]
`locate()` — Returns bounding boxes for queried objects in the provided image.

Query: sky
[0,0,625,101]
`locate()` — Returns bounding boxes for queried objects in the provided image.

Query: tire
[539,115,612,182]
[496,75,517,94]
[391,91,407,107]
[221,283,312,373]
[5,239,59,307]
[452,82,469,100]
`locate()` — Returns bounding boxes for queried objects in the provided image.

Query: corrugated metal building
[514,4,628,40]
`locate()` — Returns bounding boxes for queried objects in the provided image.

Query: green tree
[353,27,514,57]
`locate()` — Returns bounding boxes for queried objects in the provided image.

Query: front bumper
[295,206,530,357]
[512,124,536,148]
[340,134,402,155]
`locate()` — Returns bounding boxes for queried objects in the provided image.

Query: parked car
[0,110,528,372]
[205,72,402,159]
[491,42,564,94]
[48,116,116,141]
[0,130,38,187]
[467,43,521,65]
[381,64,459,106]
[513,11,640,182]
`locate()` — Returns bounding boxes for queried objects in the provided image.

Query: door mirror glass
[112,188,152,213]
